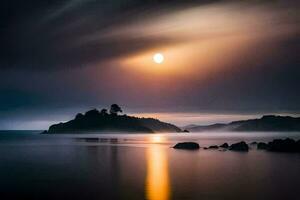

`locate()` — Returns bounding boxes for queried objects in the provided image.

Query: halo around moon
[153,53,164,64]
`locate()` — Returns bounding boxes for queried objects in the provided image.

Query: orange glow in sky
[109,2,296,79]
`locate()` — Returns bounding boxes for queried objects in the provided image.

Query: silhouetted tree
[85,109,100,117]
[110,104,122,115]
[75,113,84,120]
[100,108,108,116]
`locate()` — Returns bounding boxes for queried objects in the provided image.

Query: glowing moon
[153,53,164,64]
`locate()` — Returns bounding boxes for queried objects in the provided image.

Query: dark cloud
[0,0,219,69]
[1,0,298,69]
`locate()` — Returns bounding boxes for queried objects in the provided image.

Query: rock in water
[219,143,229,148]
[267,138,299,152]
[229,141,249,151]
[173,142,200,150]
[257,142,268,150]
[208,145,219,149]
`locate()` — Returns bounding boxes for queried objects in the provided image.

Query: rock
[267,138,299,152]
[219,143,229,148]
[250,141,257,145]
[183,129,190,133]
[173,142,200,150]
[257,142,268,150]
[203,147,208,150]
[208,145,219,149]
[229,141,249,151]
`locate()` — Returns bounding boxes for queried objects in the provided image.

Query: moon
[153,53,164,64]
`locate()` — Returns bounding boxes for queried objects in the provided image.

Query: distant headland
[43,104,182,134]
[185,115,300,132]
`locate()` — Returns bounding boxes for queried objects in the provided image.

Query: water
[0,131,300,200]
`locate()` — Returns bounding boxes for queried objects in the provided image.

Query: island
[185,115,300,132]
[43,104,182,134]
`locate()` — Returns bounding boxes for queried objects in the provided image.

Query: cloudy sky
[1,0,299,129]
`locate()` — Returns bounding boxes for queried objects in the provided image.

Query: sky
[0,0,299,129]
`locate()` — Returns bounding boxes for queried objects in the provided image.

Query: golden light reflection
[150,135,166,144]
[146,145,170,200]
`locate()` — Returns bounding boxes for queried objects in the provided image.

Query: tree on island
[100,108,108,116]
[110,104,123,115]
[75,113,84,120]
[85,109,100,117]
[45,103,182,133]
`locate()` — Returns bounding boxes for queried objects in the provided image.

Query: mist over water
[1,0,299,199]
[1,131,299,200]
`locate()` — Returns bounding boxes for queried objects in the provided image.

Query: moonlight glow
[153,53,164,64]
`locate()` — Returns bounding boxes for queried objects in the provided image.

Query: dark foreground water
[0,131,300,200]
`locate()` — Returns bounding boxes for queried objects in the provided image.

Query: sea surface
[0,131,300,200]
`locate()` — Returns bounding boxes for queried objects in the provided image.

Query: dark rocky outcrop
[172,138,300,152]
[173,142,200,150]
[250,141,257,145]
[44,106,182,134]
[171,138,300,152]
[257,142,268,150]
[267,138,300,152]
[219,143,229,148]
[249,139,300,152]
[229,141,249,151]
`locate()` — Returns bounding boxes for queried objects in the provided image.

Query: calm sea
[0,131,300,200]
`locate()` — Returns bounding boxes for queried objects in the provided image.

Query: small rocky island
[43,104,182,134]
